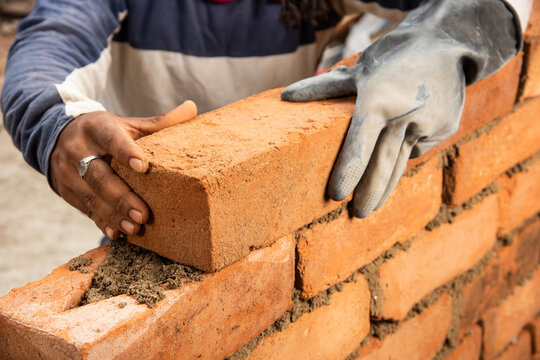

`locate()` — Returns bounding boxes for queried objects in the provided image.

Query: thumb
[281,66,357,102]
[130,100,198,138]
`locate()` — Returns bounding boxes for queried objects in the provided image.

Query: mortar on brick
[430,182,499,230]
[80,240,205,308]
[226,279,353,360]
[505,151,540,177]
[68,256,93,274]
[517,40,533,101]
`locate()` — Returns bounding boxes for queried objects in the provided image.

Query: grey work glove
[282,0,522,218]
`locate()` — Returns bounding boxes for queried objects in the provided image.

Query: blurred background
[0,0,100,296]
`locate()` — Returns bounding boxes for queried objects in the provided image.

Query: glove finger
[328,108,385,201]
[352,126,408,218]
[281,66,357,102]
[374,134,418,211]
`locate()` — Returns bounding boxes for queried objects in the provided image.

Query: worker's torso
[100,0,338,116]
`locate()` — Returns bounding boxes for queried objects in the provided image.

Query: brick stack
[1,3,540,359]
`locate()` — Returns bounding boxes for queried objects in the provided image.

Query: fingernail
[129,209,143,223]
[121,219,135,234]
[129,157,144,172]
[105,226,115,239]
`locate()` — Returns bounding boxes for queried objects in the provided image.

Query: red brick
[530,317,540,355]
[525,0,540,38]
[355,293,452,360]
[460,217,540,337]
[296,156,441,298]
[521,37,540,100]
[113,55,521,271]
[378,195,498,320]
[498,330,533,360]
[447,326,482,360]
[498,155,540,235]
[0,236,295,360]
[447,97,540,206]
[482,267,540,359]
[247,276,370,360]
[520,0,540,100]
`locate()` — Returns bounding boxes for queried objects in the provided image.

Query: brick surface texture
[0,236,295,360]
[482,267,540,359]
[296,156,441,299]
[446,97,540,206]
[447,326,482,360]
[497,330,533,360]
[378,195,498,320]
[521,0,540,100]
[247,276,370,360]
[498,155,540,235]
[460,217,540,337]
[354,293,452,360]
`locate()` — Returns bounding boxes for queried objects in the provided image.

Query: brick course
[446,326,482,360]
[445,97,540,206]
[497,330,533,360]
[378,195,498,320]
[498,154,540,235]
[460,216,540,337]
[247,276,370,360]
[296,156,441,299]
[482,267,540,359]
[0,236,295,360]
[353,293,452,360]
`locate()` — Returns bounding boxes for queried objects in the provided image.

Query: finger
[352,126,407,218]
[88,117,148,173]
[66,170,141,236]
[83,157,150,225]
[59,185,121,239]
[373,134,418,211]
[281,65,357,102]
[410,136,444,158]
[328,107,385,201]
[127,100,198,136]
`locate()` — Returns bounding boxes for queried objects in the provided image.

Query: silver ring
[77,155,102,180]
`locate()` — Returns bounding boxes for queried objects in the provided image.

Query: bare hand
[50,101,197,239]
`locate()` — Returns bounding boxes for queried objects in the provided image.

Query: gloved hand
[282,0,522,218]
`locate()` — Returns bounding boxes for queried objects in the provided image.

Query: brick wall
[1,3,540,359]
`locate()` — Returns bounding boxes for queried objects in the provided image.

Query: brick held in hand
[113,88,355,271]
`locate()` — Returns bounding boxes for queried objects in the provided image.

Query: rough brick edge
[0,237,295,360]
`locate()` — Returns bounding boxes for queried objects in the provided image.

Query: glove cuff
[387,0,522,84]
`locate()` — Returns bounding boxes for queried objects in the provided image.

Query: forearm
[1,0,126,181]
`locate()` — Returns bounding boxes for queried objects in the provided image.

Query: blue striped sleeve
[1,0,126,182]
